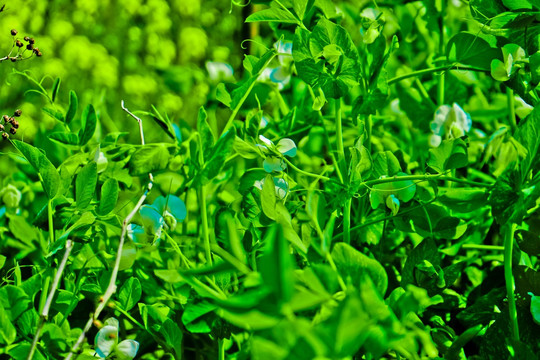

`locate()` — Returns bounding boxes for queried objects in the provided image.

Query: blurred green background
[0,0,250,147]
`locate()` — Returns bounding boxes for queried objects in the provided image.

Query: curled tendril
[240,39,270,51]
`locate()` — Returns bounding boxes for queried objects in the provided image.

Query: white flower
[274,40,293,67]
[94,318,139,360]
[257,135,297,172]
[430,103,472,147]
[206,61,234,82]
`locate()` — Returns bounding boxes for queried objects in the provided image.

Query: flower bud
[10,29,17,36]
[12,121,19,129]
[23,36,30,42]
[16,40,23,47]
[9,127,16,135]
[36,51,42,57]
[2,115,8,122]
[7,117,14,124]
[0,184,22,209]
[26,44,33,51]
[14,109,21,117]
[33,47,39,54]
[10,57,16,62]
[2,132,8,140]
[0,124,4,131]
[29,38,35,44]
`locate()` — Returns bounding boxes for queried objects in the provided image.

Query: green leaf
[12,140,60,199]
[515,104,540,182]
[259,224,294,305]
[260,174,276,220]
[246,3,299,24]
[372,151,401,178]
[51,77,61,103]
[42,107,64,122]
[118,277,142,311]
[331,242,388,296]
[129,143,172,176]
[446,33,501,70]
[401,237,440,288]
[293,0,314,20]
[199,129,235,184]
[48,132,80,147]
[65,90,78,124]
[160,319,183,356]
[76,161,97,209]
[79,104,97,146]
[98,178,119,215]
[0,285,31,321]
[428,138,468,173]
[0,303,16,345]
[197,106,215,162]
[293,18,359,99]
[438,188,488,213]
[49,212,96,256]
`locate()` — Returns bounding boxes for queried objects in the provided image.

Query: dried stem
[65,101,153,360]
[27,240,73,360]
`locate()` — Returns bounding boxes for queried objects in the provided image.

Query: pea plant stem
[334,99,352,244]
[507,87,517,133]
[363,173,493,188]
[387,65,488,86]
[220,53,277,137]
[65,101,154,360]
[27,240,73,360]
[199,185,213,266]
[504,223,520,343]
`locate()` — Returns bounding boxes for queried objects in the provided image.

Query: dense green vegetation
[1,0,540,359]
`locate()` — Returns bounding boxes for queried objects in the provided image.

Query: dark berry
[2,132,9,139]
[2,115,8,122]
[23,36,29,42]
[16,40,22,47]
[10,57,16,62]
[36,51,42,57]
[26,44,33,50]
[9,127,16,135]
[10,29,17,36]
[7,117,14,124]
[29,38,35,44]
[14,109,21,117]
[12,121,19,129]
[0,124,4,131]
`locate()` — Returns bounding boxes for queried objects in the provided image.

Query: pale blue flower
[94,318,139,360]
[258,67,291,90]
[257,135,297,172]
[140,195,187,239]
[254,177,289,199]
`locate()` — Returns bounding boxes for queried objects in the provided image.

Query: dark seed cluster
[1,109,22,140]
[2,29,42,63]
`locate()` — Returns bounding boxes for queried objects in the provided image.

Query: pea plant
[1,0,540,359]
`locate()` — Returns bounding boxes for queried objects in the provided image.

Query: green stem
[343,199,351,245]
[199,185,212,266]
[48,199,54,244]
[461,244,504,251]
[281,157,331,181]
[218,338,225,360]
[114,303,145,330]
[438,71,445,106]
[220,54,277,136]
[363,174,493,188]
[507,87,517,133]
[504,223,520,342]
[326,252,347,292]
[387,65,487,86]
[335,99,346,177]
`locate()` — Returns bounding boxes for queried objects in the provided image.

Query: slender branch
[220,53,277,137]
[363,173,494,189]
[27,240,73,360]
[281,157,331,181]
[387,65,488,86]
[65,102,154,359]
[504,223,520,342]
